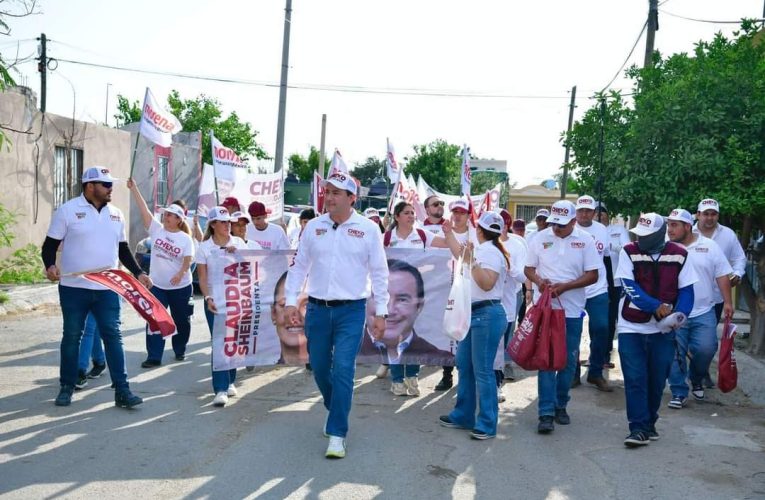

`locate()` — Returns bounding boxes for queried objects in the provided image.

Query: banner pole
[128,131,140,178]
[210,131,220,206]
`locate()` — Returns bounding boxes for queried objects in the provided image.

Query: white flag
[460,145,471,196]
[211,132,247,170]
[139,88,182,147]
[328,149,350,177]
[386,138,401,182]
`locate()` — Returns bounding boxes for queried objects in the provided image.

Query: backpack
[384,228,427,248]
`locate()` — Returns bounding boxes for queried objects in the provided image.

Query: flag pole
[210,130,220,206]
[128,131,140,178]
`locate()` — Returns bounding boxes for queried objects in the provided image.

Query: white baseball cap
[477,211,503,234]
[363,207,380,219]
[449,198,470,213]
[207,206,232,222]
[697,198,720,213]
[630,213,664,236]
[230,210,251,223]
[547,201,576,225]
[575,195,596,210]
[535,208,550,219]
[667,208,693,225]
[161,204,186,219]
[322,172,357,195]
[82,166,118,183]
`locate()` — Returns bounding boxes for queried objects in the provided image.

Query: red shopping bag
[507,288,550,369]
[718,317,738,393]
[530,293,567,371]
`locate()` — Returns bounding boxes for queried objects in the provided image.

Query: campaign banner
[461,145,472,196]
[312,171,325,213]
[386,138,401,183]
[416,176,502,220]
[197,163,283,222]
[139,88,182,148]
[211,132,247,170]
[209,248,456,370]
[83,269,177,337]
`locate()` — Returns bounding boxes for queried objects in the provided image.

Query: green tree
[288,146,330,182]
[565,20,765,353]
[472,170,510,207]
[352,157,385,186]
[404,139,462,194]
[167,90,269,165]
[114,95,141,127]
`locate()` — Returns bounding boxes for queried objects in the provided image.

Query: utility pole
[560,85,577,199]
[36,33,47,113]
[644,0,659,68]
[104,83,111,125]
[273,0,292,173]
[318,114,327,178]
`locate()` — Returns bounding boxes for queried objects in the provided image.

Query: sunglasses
[98,182,113,189]
[429,201,445,207]
[550,222,568,229]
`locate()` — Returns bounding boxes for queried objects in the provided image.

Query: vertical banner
[139,88,182,147]
[211,132,247,170]
[312,171,325,213]
[461,144,472,196]
[197,164,283,221]
[386,138,401,183]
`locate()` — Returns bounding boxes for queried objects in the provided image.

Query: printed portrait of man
[272,271,309,364]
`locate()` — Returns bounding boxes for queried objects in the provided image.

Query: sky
[2,0,762,188]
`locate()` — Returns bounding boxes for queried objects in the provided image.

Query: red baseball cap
[222,197,241,210]
[248,201,268,217]
[499,209,512,228]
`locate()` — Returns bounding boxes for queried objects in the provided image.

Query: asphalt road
[1,299,763,499]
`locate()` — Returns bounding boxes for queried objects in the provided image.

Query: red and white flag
[139,88,182,148]
[328,149,350,178]
[211,132,247,170]
[386,138,401,183]
[312,171,325,213]
[83,269,177,337]
[460,145,472,196]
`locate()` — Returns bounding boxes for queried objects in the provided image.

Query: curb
[0,284,59,316]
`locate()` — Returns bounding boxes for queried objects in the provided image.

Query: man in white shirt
[615,213,697,447]
[284,172,389,459]
[422,195,446,236]
[574,195,613,391]
[525,200,600,434]
[598,203,630,364]
[666,209,733,408]
[246,201,290,250]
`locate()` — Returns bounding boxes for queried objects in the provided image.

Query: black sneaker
[647,428,660,441]
[554,408,571,425]
[537,416,555,434]
[691,385,705,401]
[74,370,88,390]
[470,430,495,440]
[141,359,161,368]
[175,354,186,361]
[439,415,465,429]
[305,363,312,371]
[434,377,453,391]
[624,431,650,447]
[54,386,74,406]
[115,391,143,409]
[86,363,106,378]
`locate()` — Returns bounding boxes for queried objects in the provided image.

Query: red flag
[83,269,177,337]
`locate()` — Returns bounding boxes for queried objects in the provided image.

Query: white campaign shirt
[148,219,195,290]
[195,235,249,308]
[472,241,508,301]
[615,247,699,334]
[501,234,528,322]
[422,220,445,237]
[245,222,290,250]
[681,235,733,318]
[47,195,127,290]
[695,223,746,303]
[285,211,390,316]
[453,226,478,247]
[525,227,602,318]
[576,221,610,299]
[607,223,631,287]
[386,227,436,249]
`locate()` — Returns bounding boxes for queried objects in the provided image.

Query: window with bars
[156,155,169,207]
[515,204,551,223]
[53,146,84,208]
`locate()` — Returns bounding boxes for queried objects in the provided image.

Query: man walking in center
[285,172,389,459]
[422,194,446,236]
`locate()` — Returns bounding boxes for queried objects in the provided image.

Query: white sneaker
[404,376,420,396]
[213,392,228,407]
[325,436,346,459]
[391,382,408,396]
[227,384,238,397]
[376,364,389,379]
[498,387,506,403]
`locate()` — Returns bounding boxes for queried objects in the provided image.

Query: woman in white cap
[196,206,250,407]
[439,211,510,440]
[127,179,195,368]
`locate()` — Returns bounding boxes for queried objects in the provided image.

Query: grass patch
[0,291,8,304]
[0,244,46,284]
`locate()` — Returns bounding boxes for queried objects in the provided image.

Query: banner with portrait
[197,163,283,222]
[209,248,456,371]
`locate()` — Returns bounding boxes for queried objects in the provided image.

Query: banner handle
[128,131,140,178]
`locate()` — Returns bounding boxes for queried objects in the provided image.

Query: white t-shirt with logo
[681,235,733,318]
[245,222,290,250]
[472,241,508,301]
[501,234,528,322]
[148,219,195,290]
[607,223,630,287]
[422,220,445,237]
[385,227,436,249]
[576,220,610,298]
[196,236,250,302]
[526,227,602,318]
[47,195,127,290]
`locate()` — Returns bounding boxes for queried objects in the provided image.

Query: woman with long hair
[127,179,195,367]
[439,211,510,440]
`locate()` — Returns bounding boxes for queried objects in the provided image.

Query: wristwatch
[375,314,388,319]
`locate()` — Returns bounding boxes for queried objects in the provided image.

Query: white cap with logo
[477,211,503,234]
[536,208,550,219]
[697,198,720,213]
[363,207,380,219]
[82,166,118,183]
[449,198,470,213]
[322,172,358,195]
[230,210,251,222]
[575,195,596,210]
[207,206,232,222]
[666,208,694,225]
[162,204,186,219]
[630,213,664,236]
[547,201,576,225]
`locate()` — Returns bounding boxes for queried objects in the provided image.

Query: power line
[660,9,763,24]
[600,21,647,94]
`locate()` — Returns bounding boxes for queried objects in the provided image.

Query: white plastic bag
[443,252,472,341]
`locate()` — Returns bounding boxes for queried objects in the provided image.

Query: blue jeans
[390,364,420,382]
[668,309,718,398]
[503,321,515,362]
[585,292,610,378]
[77,313,105,372]
[204,302,237,393]
[618,332,675,432]
[448,303,506,436]
[538,317,583,416]
[145,284,193,362]
[305,299,367,438]
[59,285,128,392]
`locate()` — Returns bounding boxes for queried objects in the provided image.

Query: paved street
[1,298,764,499]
